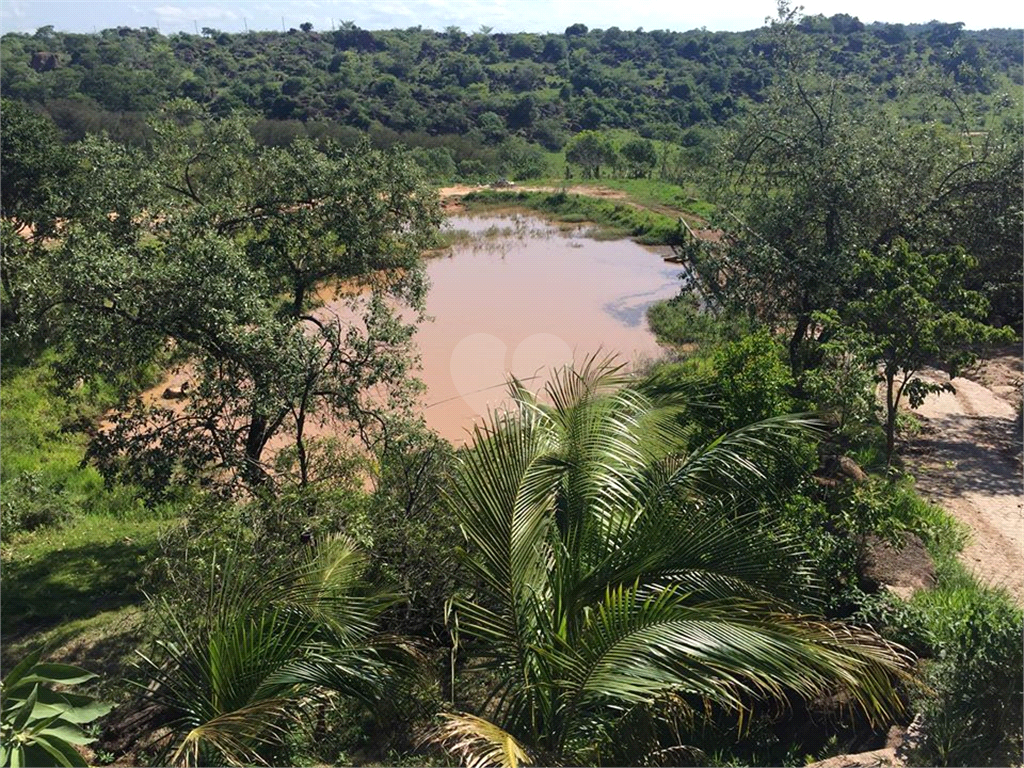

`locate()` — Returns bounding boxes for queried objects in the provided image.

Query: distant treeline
[2,19,1021,150]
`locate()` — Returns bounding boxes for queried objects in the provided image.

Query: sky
[1,0,1021,36]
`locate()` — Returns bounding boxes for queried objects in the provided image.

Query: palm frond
[555,582,910,726]
[435,712,533,768]
[169,699,294,767]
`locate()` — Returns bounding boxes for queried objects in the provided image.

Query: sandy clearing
[906,365,1023,602]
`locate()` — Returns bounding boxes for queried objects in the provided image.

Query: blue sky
[1,0,1021,35]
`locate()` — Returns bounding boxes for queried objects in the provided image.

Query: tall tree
[684,2,1020,375]
[13,105,442,494]
[564,130,616,179]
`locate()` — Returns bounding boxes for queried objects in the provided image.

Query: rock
[805,727,907,768]
[161,380,191,400]
[819,454,869,484]
[30,51,58,72]
[805,747,899,768]
[860,532,936,599]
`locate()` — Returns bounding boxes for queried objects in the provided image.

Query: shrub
[857,570,1023,766]
[646,292,749,346]
[711,329,794,430]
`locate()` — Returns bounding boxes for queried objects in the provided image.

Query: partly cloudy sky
[1,0,1021,36]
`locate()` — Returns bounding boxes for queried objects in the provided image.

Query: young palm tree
[438,357,909,766]
[135,536,412,767]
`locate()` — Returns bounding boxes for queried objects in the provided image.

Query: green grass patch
[1,514,170,641]
[460,189,683,245]
[563,177,713,218]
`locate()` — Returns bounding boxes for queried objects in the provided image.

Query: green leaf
[0,648,43,697]
[10,685,39,732]
[19,665,96,687]
[30,735,87,768]
[37,725,93,747]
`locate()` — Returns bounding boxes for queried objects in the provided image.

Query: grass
[562,177,715,219]
[1,354,176,696]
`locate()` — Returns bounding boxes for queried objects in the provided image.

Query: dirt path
[905,357,1023,602]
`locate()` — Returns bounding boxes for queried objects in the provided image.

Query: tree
[619,137,658,178]
[564,130,615,179]
[15,107,442,495]
[688,2,1019,376]
[841,241,1014,465]
[437,358,909,766]
[497,136,548,180]
[0,99,76,234]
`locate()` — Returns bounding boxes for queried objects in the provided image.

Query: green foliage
[619,137,658,178]
[688,4,1024,379]
[710,330,794,430]
[564,130,616,178]
[1,22,1019,144]
[777,476,968,608]
[0,357,152,535]
[843,240,1016,462]
[646,292,750,347]
[362,428,461,636]
[801,312,879,440]
[1,648,113,767]
[439,357,909,766]
[856,564,1023,766]
[0,99,76,232]
[134,536,412,767]
[11,108,442,496]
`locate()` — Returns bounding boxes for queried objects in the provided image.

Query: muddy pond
[400,213,684,443]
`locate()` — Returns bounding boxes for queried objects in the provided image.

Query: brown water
[411,214,683,443]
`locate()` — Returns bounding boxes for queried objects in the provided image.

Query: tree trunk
[244,413,270,486]
[789,313,811,377]
[884,371,897,468]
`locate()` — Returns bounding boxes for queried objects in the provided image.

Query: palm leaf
[436,712,533,768]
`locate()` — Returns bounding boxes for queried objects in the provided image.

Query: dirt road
[907,358,1023,602]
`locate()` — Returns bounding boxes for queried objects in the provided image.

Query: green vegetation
[439,358,907,766]
[461,189,682,244]
[1,4,1021,767]
[1,649,113,767]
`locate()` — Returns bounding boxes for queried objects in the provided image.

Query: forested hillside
[2,18,1021,151]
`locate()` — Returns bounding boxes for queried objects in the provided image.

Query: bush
[646,292,749,346]
[857,568,1023,766]
[0,470,77,534]
[711,329,794,430]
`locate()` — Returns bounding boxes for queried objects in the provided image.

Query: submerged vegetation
[1,3,1022,767]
